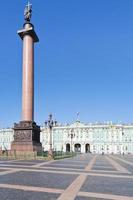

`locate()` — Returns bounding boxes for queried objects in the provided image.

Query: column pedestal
[11,121,42,153]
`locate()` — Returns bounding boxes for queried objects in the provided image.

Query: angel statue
[24,2,32,22]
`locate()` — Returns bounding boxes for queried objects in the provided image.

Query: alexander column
[11,3,42,154]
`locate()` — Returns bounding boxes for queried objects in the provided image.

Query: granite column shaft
[22,24,34,121]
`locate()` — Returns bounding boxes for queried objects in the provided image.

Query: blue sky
[0,0,133,127]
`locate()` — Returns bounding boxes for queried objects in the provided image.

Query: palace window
[86,133,89,138]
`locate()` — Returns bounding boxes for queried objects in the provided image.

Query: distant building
[0,120,133,154]
[0,128,13,151]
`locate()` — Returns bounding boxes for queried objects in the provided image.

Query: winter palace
[0,120,133,154]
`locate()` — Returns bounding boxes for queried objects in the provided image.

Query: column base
[11,121,42,153]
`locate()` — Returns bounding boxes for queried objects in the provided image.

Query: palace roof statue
[24,2,32,22]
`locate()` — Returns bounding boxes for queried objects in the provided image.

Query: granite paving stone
[110,158,133,174]
[0,188,59,200]
[92,167,116,171]
[0,162,36,166]
[0,159,14,161]
[0,171,78,189]
[42,164,85,169]
[15,160,47,163]
[0,169,8,172]
[53,161,89,165]
[76,197,109,200]
[117,155,133,162]
[81,175,133,196]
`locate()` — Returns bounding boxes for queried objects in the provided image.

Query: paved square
[0,154,133,200]
[0,188,60,200]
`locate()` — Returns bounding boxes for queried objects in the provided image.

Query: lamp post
[68,129,75,153]
[122,126,124,155]
[102,146,104,155]
[45,114,57,158]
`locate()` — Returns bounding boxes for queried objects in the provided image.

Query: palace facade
[0,120,133,154]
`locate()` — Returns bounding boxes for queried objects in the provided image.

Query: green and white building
[0,120,133,154]
[41,120,133,154]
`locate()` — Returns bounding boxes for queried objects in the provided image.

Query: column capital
[17,23,39,43]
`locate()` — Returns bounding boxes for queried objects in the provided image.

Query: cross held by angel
[24,2,32,22]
